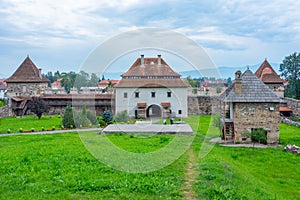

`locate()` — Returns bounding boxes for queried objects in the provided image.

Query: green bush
[102,110,113,124]
[0,99,5,107]
[87,111,98,125]
[98,117,107,128]
[114,110,130,123]
[74,110,90,128]
[251,128,267,144]
[62,105,75,128]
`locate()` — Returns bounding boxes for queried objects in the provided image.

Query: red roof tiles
[255,59,283,84]
[5,56,50,83]
[116,56,188,88]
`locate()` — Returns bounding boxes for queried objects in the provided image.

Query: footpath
[0,128,101,137]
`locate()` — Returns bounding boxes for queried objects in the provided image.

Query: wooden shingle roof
[5,56,50,83]
[255,59,283,84]
[221,69,281,103]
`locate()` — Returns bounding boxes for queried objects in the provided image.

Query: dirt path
[0,128,101,137]
[182,148,198,200]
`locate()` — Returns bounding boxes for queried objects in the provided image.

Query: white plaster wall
[115,87,187,118]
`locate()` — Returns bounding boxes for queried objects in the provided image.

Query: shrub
[52,126,56,131]
[19,128,23,133]
[7,129,11,133]
[98,117,107,128]
[41,127,45,131]
[62,105,75,128]
[31,128,35,132]
[114,110,130,123]
[102,110,113,124]
[87,111,98,125]
[74,110,90,128]
[251,128,267,144]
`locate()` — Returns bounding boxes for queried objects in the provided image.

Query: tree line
[45,71,103,93]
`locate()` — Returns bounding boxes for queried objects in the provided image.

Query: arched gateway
[146,104,161,118]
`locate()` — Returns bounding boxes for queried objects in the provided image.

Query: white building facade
[115,55,188,118]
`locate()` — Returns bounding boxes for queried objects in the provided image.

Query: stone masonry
[233,102,280,144]
[285,98,300,118]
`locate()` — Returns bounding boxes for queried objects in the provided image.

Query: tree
[62,105,75,128]
[89,73,99,87]
[279,52,300,99]
[61,71,76,93]
[185,76,196,87]
[27,97,49,119]
[102,110,113,124]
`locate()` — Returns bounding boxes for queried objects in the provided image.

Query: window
[178,110,182,115]
[135,91,139,98]
[167,91,171,97]
[124,92,128,98]
[151,91,156,98]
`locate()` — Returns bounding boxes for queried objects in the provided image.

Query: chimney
[157,54,161,66]
[235,70,242,95]
[38,68,42,79]
[141,55,144,66]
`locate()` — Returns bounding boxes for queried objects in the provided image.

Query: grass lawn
[0,115,300,199]
[0,115,62,134]
[0,131,188,199]
[193,116,300,200]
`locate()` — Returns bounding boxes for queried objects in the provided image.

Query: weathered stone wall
[0,105,12,118]
[280,117,300,127]
[285,98,300,118]
[6,82,48,97]
[187,96,220,115]
[233,102,280,144]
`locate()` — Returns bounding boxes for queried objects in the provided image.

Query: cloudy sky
[1,0,300,77]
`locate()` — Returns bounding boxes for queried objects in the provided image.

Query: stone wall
[285,98,300,117]
[188,96,220,115]
[280,117,300,127]
[6,82,48,97]
[0,105,12,118]
[233,102,280,144]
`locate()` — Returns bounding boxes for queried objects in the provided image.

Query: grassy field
[0,115,63,134]
[0,115,300,199]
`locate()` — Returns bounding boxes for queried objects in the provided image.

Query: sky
[1,0,300,77]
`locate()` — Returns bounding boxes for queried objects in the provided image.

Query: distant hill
[180,63,280,79]
[72,63,281,80]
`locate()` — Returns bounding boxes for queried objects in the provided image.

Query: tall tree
[89,73,99,87]
[279,52,300,99]
[61,72,77,93]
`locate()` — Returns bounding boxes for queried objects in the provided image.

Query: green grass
[193,116,300,200]
[0,131,188,199]
[0,115,62,134]
[0,115,300,199]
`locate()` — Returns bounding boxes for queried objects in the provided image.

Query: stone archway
[146,104,161,118]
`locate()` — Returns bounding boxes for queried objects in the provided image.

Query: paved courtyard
[101,122,193,135]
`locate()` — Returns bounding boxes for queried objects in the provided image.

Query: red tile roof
[116,56,188,88]
[5,56,50,83]
[115,78,189,88]
[98,80,119,86]
[279,106,292,112]
[121,57,181,77]
[255,59,283,84]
